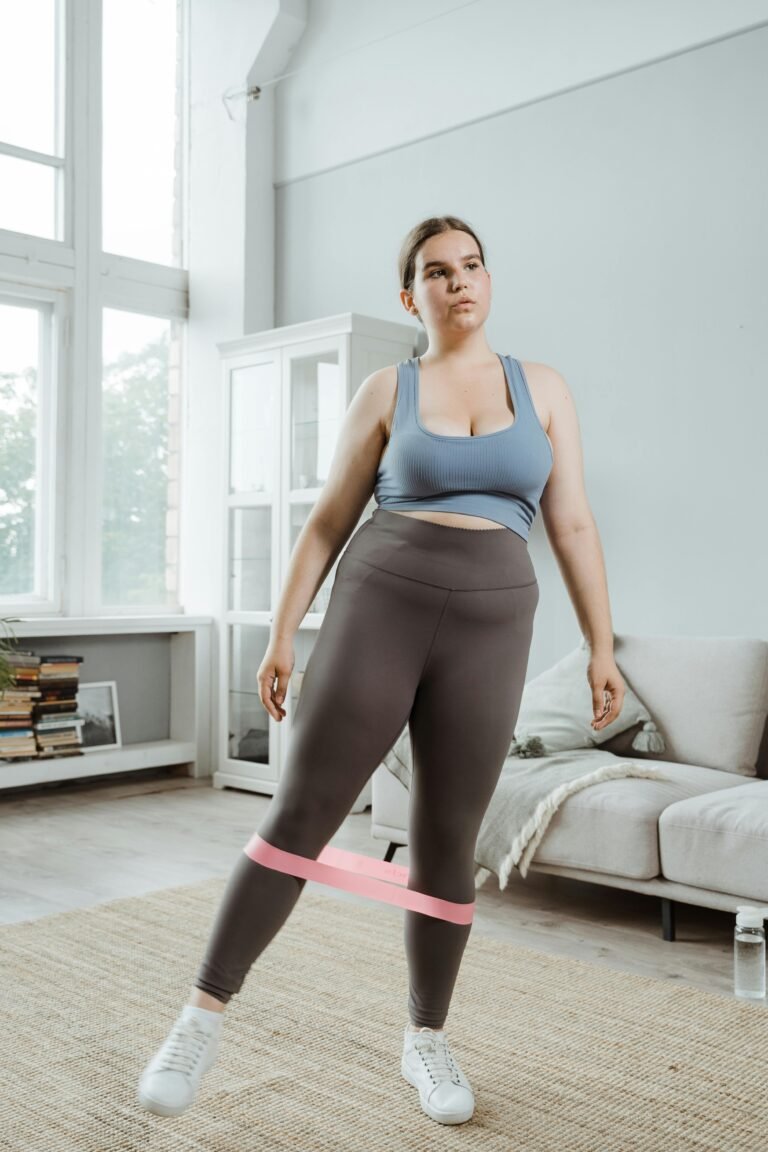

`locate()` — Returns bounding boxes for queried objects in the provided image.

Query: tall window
[102,0,182,265]
[0,293,59,602]
[0,0,64,240]
[0,0,188,616]
[102,309,182,608]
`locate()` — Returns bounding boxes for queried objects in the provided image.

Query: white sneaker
[401,1025,475,1125]
[137,1005,223,1117]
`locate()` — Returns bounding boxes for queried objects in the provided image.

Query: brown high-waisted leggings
[194,507,540,1029]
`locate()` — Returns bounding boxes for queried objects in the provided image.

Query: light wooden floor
[0,767,737,1001]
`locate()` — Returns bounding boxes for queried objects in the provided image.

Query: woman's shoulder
[355,363,401,439]
[517,360,561,433]
[363,363,401,407]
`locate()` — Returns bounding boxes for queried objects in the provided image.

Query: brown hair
[398,215,487,328]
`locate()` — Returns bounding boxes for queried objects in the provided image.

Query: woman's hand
[257,638,296,722]
[587,652,625,731]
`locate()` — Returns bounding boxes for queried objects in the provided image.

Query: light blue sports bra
[374,354,554,541]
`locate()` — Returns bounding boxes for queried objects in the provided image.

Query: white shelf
[0,739,196,788]
[0,618,214,791]
[3,616,212,636]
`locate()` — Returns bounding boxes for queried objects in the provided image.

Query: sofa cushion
[659,780,768,901]
[532,761,749,879]
[605,634,768,777]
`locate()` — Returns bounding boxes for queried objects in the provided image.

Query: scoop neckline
[414,353,518,440]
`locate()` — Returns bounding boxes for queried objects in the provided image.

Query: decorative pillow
[382,639,666,791]
[509,640,665,759]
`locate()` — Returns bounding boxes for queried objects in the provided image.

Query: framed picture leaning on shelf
[77,681,122,753]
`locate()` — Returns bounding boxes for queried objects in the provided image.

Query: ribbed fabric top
[374,353,554,540]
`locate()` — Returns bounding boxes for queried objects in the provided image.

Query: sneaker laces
[154,1019,211,1079]
[410,1029,464,1087]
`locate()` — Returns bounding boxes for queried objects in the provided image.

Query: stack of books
[34,655,85,759]
[0,652,42,760]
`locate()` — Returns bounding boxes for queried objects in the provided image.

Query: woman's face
[403,230,491,333]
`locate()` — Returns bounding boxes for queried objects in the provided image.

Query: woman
[138,215,625,1126]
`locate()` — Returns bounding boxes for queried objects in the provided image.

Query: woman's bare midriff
[387,510,506,530]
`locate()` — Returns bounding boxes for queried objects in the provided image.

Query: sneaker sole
[136,1024,221,1118]
[400,1057,474,1125]
[137,1083,191,1118]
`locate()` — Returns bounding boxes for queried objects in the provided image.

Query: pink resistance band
[243,832,475,925]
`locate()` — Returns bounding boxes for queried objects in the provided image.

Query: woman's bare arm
[538,365,615,657]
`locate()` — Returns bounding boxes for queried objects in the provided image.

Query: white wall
[240,0,768,675]
[184,0,266,619]
[271,0,768,182]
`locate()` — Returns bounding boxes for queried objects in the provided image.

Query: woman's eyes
[430,262,479,278]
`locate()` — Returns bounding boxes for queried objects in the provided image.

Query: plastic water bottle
[733,906,767,1000]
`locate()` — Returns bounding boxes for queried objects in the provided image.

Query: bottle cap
[735,905,768,928]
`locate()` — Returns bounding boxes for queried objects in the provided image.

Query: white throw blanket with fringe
[471,748,664,889]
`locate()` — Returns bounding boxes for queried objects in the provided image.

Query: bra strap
[391,358,417,433]
[507,355,535,422]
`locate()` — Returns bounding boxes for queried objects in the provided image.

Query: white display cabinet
[214,313,415,801]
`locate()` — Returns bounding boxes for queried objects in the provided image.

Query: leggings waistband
[340,508,538,591]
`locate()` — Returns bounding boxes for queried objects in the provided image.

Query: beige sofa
[370,634,768,941]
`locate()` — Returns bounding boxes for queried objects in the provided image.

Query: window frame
[0,0,190,618]
[0,283,67,613]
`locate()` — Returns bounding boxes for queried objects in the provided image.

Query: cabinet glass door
[229,506,271,611]
[285,347,343,614]
[228,356,278,617]
[288,502,337,614]
[230,361,278,494]
[289,349,342,492]
[228,623,277,780]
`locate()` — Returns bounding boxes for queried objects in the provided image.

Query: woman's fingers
[258,668,286,722]
[591,690,619,729]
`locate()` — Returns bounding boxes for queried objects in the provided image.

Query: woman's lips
[452,301,474,307]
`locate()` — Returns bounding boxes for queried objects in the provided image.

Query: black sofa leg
[661,898,676,942]
[383,841,400,863]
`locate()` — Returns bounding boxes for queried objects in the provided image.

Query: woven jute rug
[1,877,767,1152]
